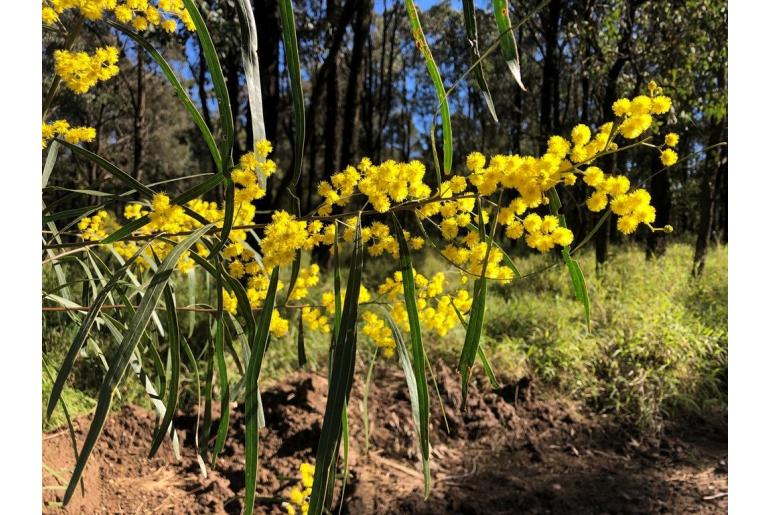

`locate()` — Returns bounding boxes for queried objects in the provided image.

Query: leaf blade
[62,224,214,505]
[390,213,431,497]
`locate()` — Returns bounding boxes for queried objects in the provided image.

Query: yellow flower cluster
[113,0,194,33]
[612,84,672,140]
[221,288,289,338]
[515,214,574,253]
[289,264,321,301]
[42,119,96,148]
[442,232,516,280]
[583,168,656,234]
[356,221,424,258]
[54,47,119,95]
[77,210,117,241]
[44,0,116,22]
[260,211,318,270]
[232,146,275,205]
[317,158,431,215]
[282,462,314,515]
[78,193,219,274]
[361,311,396,357]
[375,270,472,340]
[302,307,330,334]
[43,0,195,33]
[319,286,371,318]
[660,132,679,167]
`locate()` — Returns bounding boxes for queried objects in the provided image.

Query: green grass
[481,242,728,434]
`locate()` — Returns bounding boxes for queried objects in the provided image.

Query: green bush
[480,242,727,434]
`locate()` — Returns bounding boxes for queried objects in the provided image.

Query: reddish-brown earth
[43,361,727,514]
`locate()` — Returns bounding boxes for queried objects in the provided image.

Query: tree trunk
[539,0,561,152]
[595,1,638,269]
[693,118,727,276]
[225,48,243,159]
[645,152,671,259]
[254,0,281,145]
[340,0,372,168]
[133,49,145,183]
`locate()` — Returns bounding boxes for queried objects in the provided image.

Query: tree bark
[133,50,145,182]
[340,0,372,167]
[693,118,727,276]
[595,1,639,269]
[254,0,281,145]
[539,0,561,152]
[645,152,671,259]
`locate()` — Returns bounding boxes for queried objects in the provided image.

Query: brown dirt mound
[43,361,727,514]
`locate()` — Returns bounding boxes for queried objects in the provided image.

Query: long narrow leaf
[46,240,152,419]
[101,174,224,244]
[450,299,499,389]
[461,0,498,121]
[183,0,233,167]
[148,285,181,457]
[548,188,590,325]
[42,140,60,189]
[390,213,431,497]
[234,0,267,181]
[211,310,230,464]
[405,0,452,178]
[382,312,423,452]
[106,20,221,169]
[277,0,305,193]
[243,268,281,515]
[57,140,154,197]
[492,0,526,90]
[308,219,363,514]
[62,224,213,505]
[457,199,498,409]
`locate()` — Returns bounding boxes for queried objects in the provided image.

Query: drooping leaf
[106,20,221,168]
[183,0,233,167]
[492,0,526,90]
[461,0,498,121]
[450,299,499,389]
[277,0,305,194]
[46,240,152,420]
[148,285,181,457]
[308,218,363,514]
[62,224,213,505]
[234,0,267,184]
[405,0,452,179]
[243,268,281,515]
[548,188,590,326]
[42,140,60,189]
[390,213,431,497]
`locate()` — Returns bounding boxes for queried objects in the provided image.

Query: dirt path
[43,363,727,514]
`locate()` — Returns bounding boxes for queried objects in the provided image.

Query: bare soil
[43,361,727,514]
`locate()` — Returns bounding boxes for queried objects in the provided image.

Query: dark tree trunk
[323,0,342,178]
[340,0,372,167]
[645,153,672,259]
[595,1,638,269]
[225,48,243,159]
[693,63,727,276]
[254,0,281,145]
[133,50,145,182]
[693,118,727,276]
[375,2,399,162]
[539,0,561,153]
